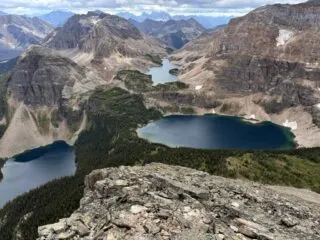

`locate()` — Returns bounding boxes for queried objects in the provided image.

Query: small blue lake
[137,115,296,150]
[0,141,76,208]
[147,59,178,85]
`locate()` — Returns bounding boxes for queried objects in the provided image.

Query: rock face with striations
[0,45,100,158]
[37,163,320,240]
[6,45,87,107]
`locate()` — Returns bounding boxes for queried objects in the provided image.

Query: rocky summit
[37,163,320,240]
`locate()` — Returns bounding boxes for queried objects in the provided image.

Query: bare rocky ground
[37,163,320,240]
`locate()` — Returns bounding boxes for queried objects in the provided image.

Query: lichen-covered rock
[37,163,320,240]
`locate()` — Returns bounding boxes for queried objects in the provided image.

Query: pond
[137,115,296,150]
[147,59,178,85]
[0,141,76,208]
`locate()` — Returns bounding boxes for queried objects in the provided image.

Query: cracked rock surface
[37,163,320,240]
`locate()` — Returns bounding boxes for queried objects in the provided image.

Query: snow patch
[283,119,298,130]
[276,29,294,47]
[195,85,202,90]
[245,114,256,120]
[212,109,216,114]
[90,18,100,25]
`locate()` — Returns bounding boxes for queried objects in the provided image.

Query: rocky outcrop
[38,163,320,240]
[131,18,205,49]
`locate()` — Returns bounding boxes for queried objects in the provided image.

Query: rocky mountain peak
[305,0,320,6]
[43,12,145,58]
[37,163,320,240]
[6,45,86,107]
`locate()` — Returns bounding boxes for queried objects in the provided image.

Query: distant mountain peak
[131,17,205,49]
[44,12,166,59]
[306,0,320,4]
[0,14,54,60]
[117,11,230,29]
[38,10,74,27]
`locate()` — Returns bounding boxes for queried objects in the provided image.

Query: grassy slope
[0,87,320,239]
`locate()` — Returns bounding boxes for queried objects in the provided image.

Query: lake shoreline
[137,114,296,151]
[147,58,178,85]
[0,141,76,208]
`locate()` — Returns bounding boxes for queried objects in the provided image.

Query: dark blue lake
[0,141,76,208]
[137,115,296,150]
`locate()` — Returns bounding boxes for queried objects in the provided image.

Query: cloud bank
[1,0,307,16]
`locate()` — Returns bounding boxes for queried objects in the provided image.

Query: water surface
[137,115,296,150]
[0,141,76,208]
[147,59,178,85]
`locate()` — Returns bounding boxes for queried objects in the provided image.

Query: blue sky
[1,0,307,16]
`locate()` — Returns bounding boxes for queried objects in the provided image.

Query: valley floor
[1,87,320,239]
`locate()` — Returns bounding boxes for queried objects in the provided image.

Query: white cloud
[1,0,307,16]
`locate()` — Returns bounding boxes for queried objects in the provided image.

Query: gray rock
[37,163,320,240]
[281,216,299,227]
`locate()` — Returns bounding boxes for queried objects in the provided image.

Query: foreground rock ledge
[38,163,320,240]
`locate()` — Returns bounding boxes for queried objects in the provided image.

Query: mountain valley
[0,1,320,240]
[130,18,206,49]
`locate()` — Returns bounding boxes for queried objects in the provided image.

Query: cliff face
[0,45,98,158]
[37,163,320,240]
[6,46,86,107]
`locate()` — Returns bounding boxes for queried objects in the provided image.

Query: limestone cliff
[38,163,320,240]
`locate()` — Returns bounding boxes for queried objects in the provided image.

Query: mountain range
[1,1,320,240]
[0,11,166,158]
[23,10,231,30]
[118,11,231,29]
[170,0,320,148]
[0,15,53,60]
[130,18,206,49]
[37,10,74,27]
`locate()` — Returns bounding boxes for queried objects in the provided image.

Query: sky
[1,0,307,16]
